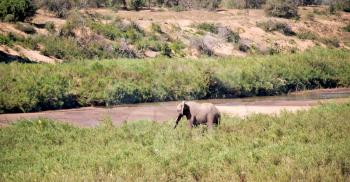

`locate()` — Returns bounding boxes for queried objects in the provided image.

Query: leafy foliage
[265,0,298,19]
[0,0,36,21]
[196,23,219,34]
[0,48,350,113]
[257,20,295,36]
[15,22,36,34]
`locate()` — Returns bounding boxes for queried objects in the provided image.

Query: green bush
[136,38,163,51]
[45,21,56,33]
[0,34,13,46]
[196,23,218,34]
[151,23,162,34]
[15,22,36,34]
[3,14,15,22]
[41,36,84,59]
[59,10,86,37]
[217,26,240,43]
[171,5,186,12]
[1,102,350,180]
[344,23,350,32]
[297,30,318,40]
[320,37,340,48]
[127,0,145,10]
[257,20,295,36]
[265,0,298,19]
[169,40,185,57]
[0,0,36,21]
[39,0,75,18]
[1,48,350,113]
[89,21,122,40]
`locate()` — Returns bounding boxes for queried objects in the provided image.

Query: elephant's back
[201,103,219,113]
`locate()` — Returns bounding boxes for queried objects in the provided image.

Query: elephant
[174,101,221,129]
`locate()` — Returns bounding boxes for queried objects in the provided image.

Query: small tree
[0,0,37,21]
[127,0,145,10]
[265,0,298,19]
[39,0,74,18]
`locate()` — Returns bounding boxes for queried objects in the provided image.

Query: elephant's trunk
[174,114,183,129]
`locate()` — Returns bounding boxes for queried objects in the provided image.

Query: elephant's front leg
[188,117,195,129]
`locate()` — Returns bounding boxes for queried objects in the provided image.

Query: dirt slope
[1,6,349,62]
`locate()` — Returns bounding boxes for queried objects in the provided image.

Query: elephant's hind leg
[207,115,215,129]
[214,114,220,126]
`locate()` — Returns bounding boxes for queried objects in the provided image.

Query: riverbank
[1,102,349,181]
[1,48,350,113]
[1,88,349,127]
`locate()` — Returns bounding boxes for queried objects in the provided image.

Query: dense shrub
[89,21,144,43]
[88,21,122,40]
[59,10,87,37]
[257,20,295,36]
[44,21,55,33]
[41,36,84,59]
[38,0,75,17]
[217,26,240,43]
[3,14,15,22]
[190,37,214,56]
[297,30,318,40]
[169,40,185,56]
[0,0,36,21]
[196,23,219,34]
[1,48,349,112]
[136,37,164,52]
[265,0,298,19]
[151,23,162,34]
[15,22,36,34]
[0,34,13,46]
[330,0,350,12]
[344,23,350,32]
[320,37,340,48]
[220,0,266,8]
[126,0,145,10]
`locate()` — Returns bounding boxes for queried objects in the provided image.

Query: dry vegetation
[1,102,350,181]
[0,3,349,62]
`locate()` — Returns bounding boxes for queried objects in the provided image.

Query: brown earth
[1,6,349,62]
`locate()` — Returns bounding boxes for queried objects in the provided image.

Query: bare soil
[1,6,349,62]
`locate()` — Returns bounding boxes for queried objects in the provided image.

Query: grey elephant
[174,101,221,129]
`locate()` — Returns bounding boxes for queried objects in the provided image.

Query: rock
[144,50,160,58]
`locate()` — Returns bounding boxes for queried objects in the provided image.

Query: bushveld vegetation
[0,48,349,113]
[257,20,295,36]
[1,10,181,60]
[2,0,349,23]
[0,0,36,21]
[1,103,350,181]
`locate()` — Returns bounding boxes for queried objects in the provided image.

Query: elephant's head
[174,101,190,129]
[177,101,190,115]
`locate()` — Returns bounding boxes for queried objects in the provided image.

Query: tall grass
[1,48,350,113]
[0,103,350,181]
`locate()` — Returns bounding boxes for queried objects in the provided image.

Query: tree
[0,0,37,21]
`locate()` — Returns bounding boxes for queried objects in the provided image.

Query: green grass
[196,22,219,34]
[1,48,350,113]
[345,23,350,32]
[1,103,350,181]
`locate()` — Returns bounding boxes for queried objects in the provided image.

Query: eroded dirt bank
[0,88,349,127]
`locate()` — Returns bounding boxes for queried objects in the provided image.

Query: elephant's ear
[182,102,190,115]
[180,101,185,115]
